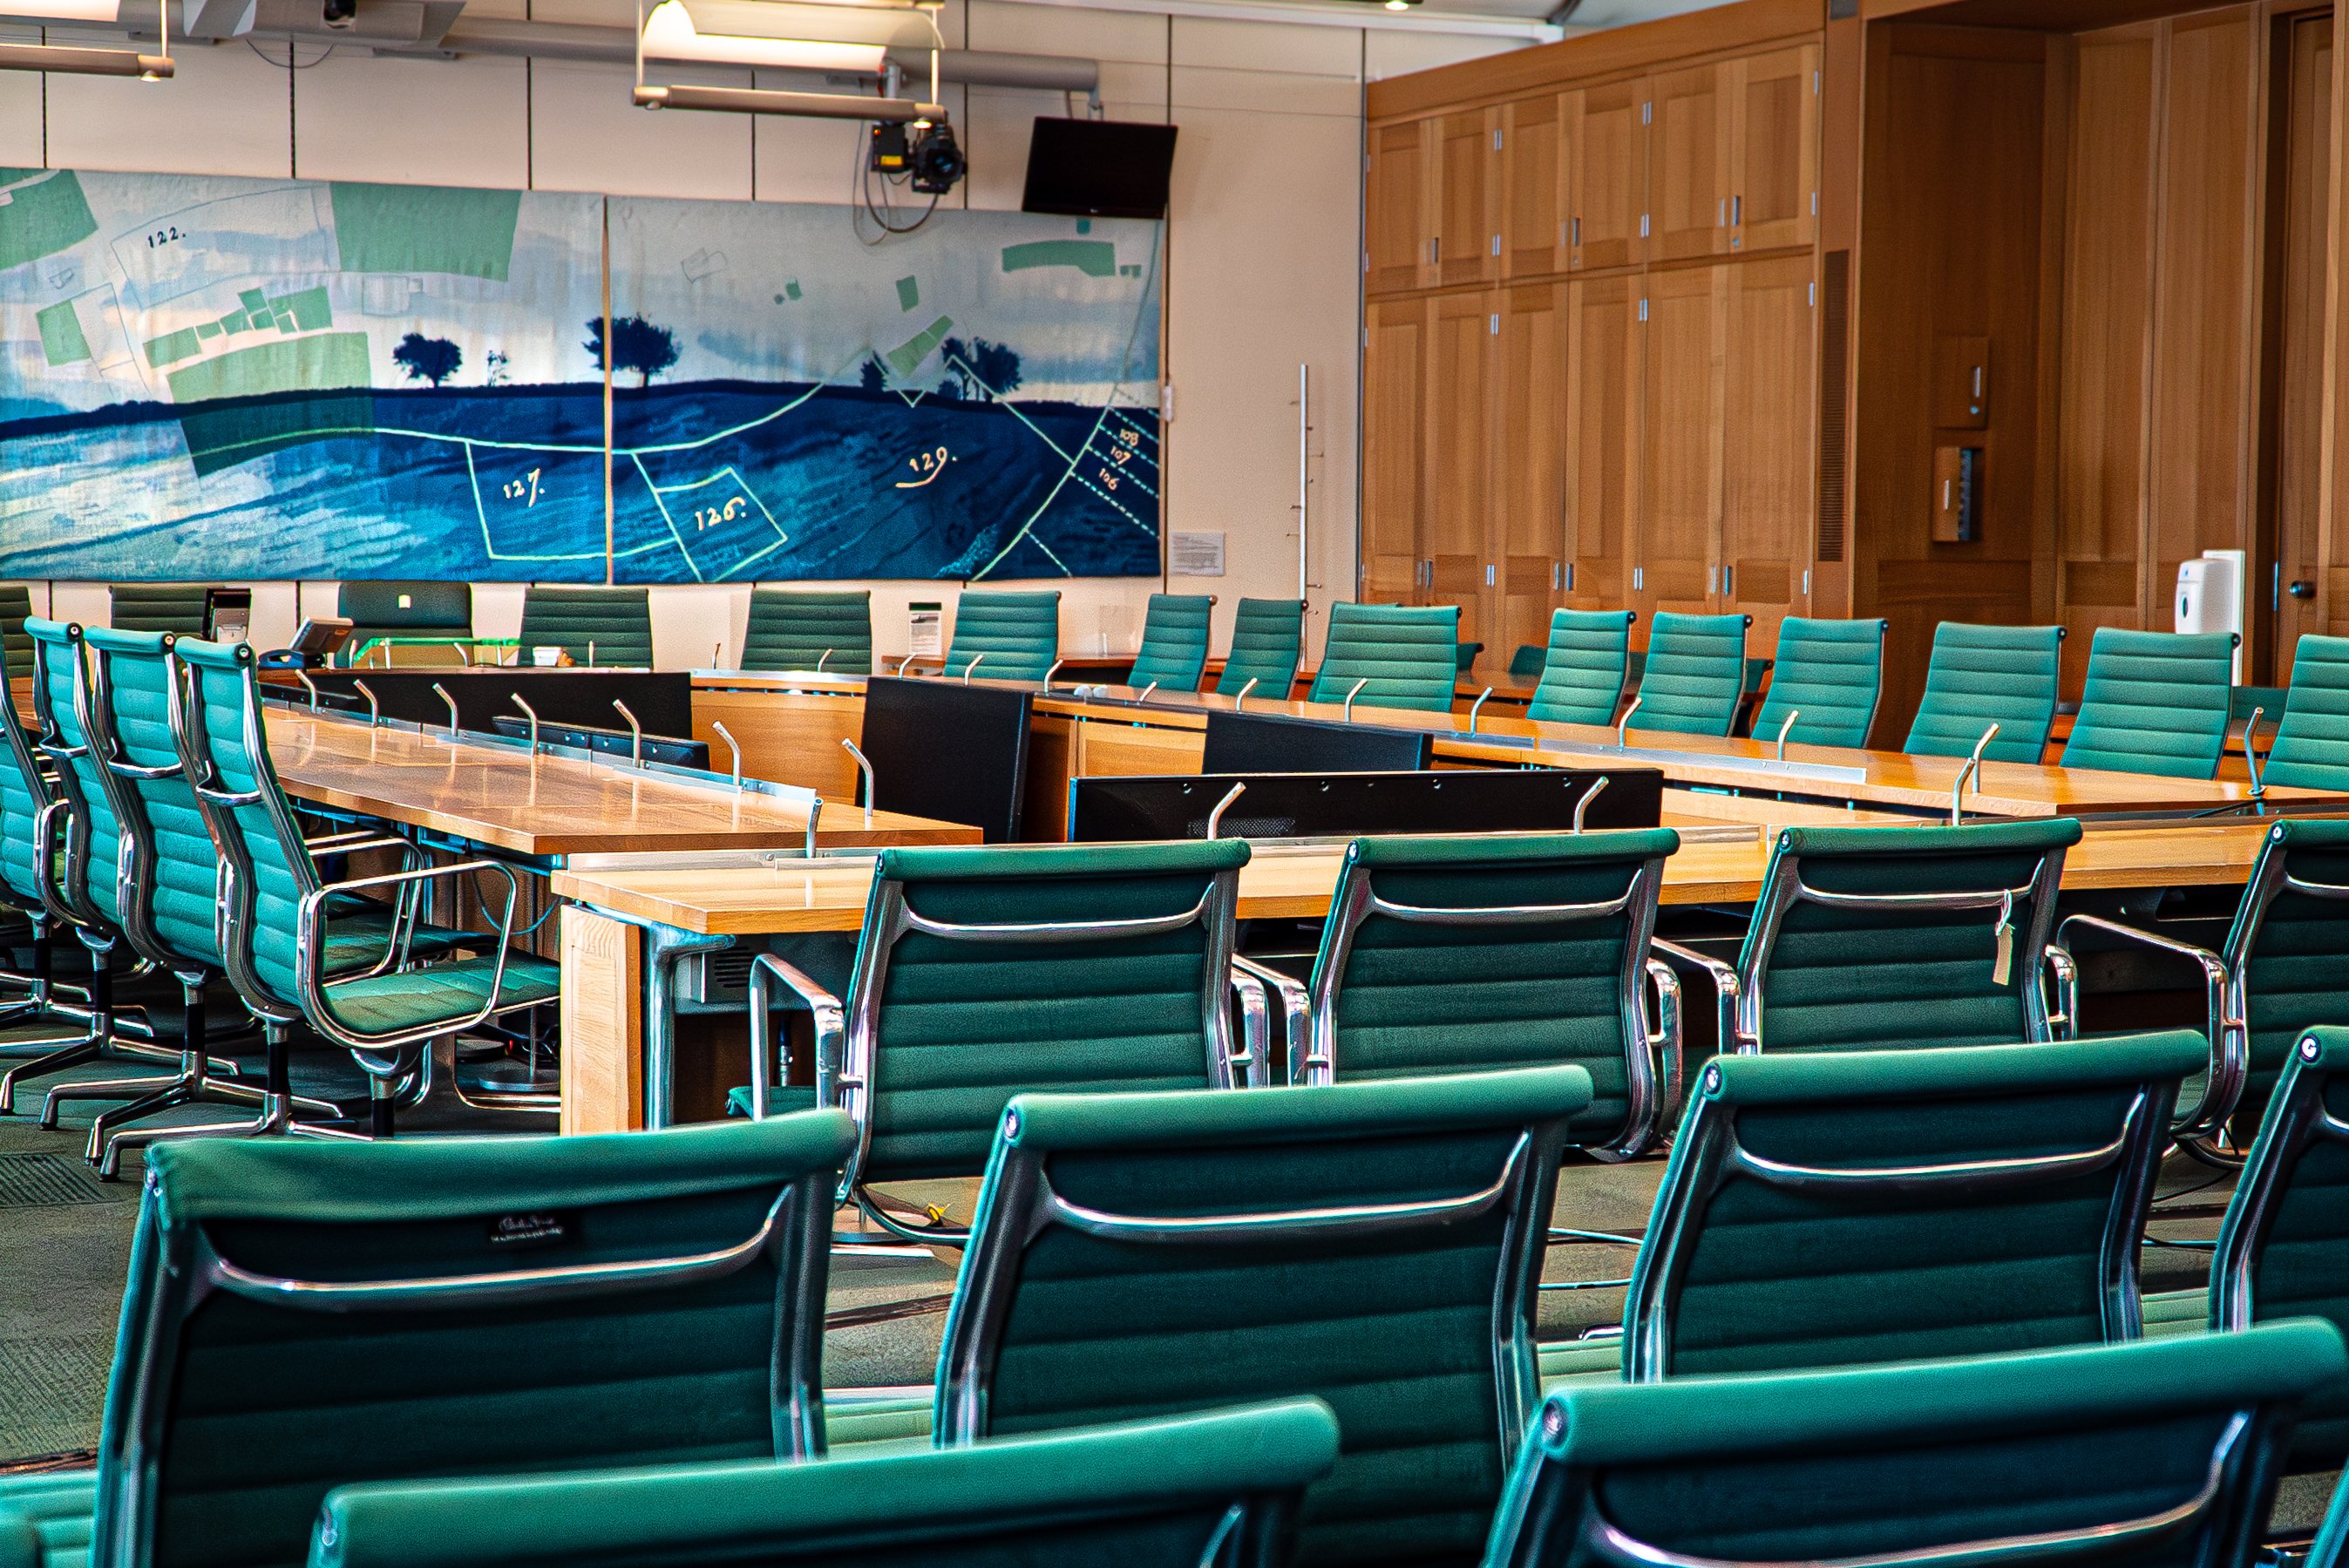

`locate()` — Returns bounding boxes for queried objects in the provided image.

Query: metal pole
[711,720,743,790]
[511,693,540,754]
[612,699,642,766]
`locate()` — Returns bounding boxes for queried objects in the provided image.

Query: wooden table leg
[560,904,643,1134]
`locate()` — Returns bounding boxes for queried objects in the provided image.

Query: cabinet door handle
[2290,580,2317,601]
[1571,216,1581,246]
[1485,563,1496,587]
[1732,194,1741,226]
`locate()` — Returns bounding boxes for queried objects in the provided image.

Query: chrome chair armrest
[2041,941,2078,1039]
[2050,913,2243,1138]
[1225,966,1269,1089]
[747,954,845,1123]
[1233,954,1313,1084]
[295,859,523,1053]
[1643,955,1686,1132]
[1650,938,1746,1054]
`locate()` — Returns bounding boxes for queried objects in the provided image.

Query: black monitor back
[1200,710,1435,775]
[1068,766,1661,842]
[302,669,695,737]
[861,676,1033,843]
[488,716,708,770]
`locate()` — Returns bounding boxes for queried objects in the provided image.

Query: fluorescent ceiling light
[639,0,939,73]
[0,0,123,20]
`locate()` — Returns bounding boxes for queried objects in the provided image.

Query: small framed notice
[1170,531,1225,577]
[909,601,943,658]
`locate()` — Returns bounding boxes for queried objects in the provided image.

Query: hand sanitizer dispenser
[2175,549,2246,682]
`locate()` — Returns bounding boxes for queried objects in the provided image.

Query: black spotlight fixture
[909,120,965,194]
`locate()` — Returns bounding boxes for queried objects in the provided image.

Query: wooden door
[1436,109,1501,290]
[1368,119,1435,295]
[1362,297,1428,603]
[1729,44,1819,255]
[1427,290,1497,642]
[1721,255,1816,651]
[1565,275,1642,615]
[1493,282,1570,674]
[2276,13,2332,665]
[1567,78,1648,272]
[1638,266,1727,624]
[1650,63,1732,264]
[1503,94,1568,280]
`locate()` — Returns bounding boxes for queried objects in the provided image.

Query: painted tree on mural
[391,333,463,388]
[584,315,682,386]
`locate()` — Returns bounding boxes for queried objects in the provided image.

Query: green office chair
[305,1402,1341,1568]
[936,1067,1592,1568]
[2060,628,2238,779]
[1750,616,1887,750]
[1307,601,1460,713]
[517,585,654,668]
[0,1114,856,1568]
[1271,829,1682,1161]
[740,839,1264,1246]
[1126,593,1212,694]
[107,583,212,636]
[1507,643,1546,680]
[1492,1323,2345,1568]
[945,589,1060,682]
[1215,598,1304,700]
[739,588,872,675]
[2257,634,2349,791]
[1606,1032,2200,1381]
[1626,613,1748,737]
[1526,610,1634,727]
[336,581,473,658]
[0,582,33,682]
[1904,621,2066,764]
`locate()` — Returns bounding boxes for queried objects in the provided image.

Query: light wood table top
[552,821,2274,937]
[267,709,978,858]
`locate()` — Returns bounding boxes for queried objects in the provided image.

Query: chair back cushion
[2222,821,2349,1140]
[1215,599,1304,698]
[1125,594,1212,693]
[0,582,31,682]
[1633,614,1747,736]
[108,585,212,637]
[1751,617,1885,750]
[1525,610,1633,727]
[946,591,1060,682]
[27,619,124,927]
[2261,634,2349,791]
[2060,628,2236,778]
[1902,622,2064,763]
[1307,602,1459,713]
[517,587,653,668]
[740,588,872,675]
[336,582,473,648]
[86,628,221,969]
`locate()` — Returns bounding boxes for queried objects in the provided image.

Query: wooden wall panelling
[1721,253,1819,650]
[1494,281,1572,670]
[1427,289,1497,641]
[1567,78,1650,272]
[1730,44,1823,254]
[1437,108,1503,288]
[1362,296,1429,601]
[2275,13,2332,658]
[692,689,860,798]
[1566,274,1643,615]
[1368,119,1436,294]
[1639,265,1728,624]
[1652,63,1735,263]
[1504,93,1569,279]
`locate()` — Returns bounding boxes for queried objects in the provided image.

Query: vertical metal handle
[1205,781,1246,840]
[1775,709,1799,761]
[1617,696,1643,750]
[587,639,595,669]
[1732,194,1741,226]
[431,682,458,739]
[353,680,380,728]
[841,738,875,823]
[1343,677,1368,722]
[612,699,642,766]
[1573,775,1609,833]
[1571,216,1580,246]
[511,693,540,754]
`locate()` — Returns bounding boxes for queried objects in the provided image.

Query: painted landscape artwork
[0,169,1164,583]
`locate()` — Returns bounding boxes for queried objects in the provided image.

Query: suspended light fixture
[634,0,941,119]
[0,0,171,75]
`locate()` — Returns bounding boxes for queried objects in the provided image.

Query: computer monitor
[488,715,708,770]
[289,617,354,658]
[1067,767,1661,842]
[859,676,1033,843]
[205,587,253,644]
[1200,710,1436,775]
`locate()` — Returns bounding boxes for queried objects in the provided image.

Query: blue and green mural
[0,170,1164,583]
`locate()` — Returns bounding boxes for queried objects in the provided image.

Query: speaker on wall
[1022,118,1179,221]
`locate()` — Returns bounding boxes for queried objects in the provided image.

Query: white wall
[5,1,1520,667]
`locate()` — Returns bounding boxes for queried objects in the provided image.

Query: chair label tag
[488,1212,569,1248]
[1991,892,2014,987]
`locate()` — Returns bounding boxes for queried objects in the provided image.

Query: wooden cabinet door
[1638,266,1727,623]
[1427,291,1497,643]
[1567,78,1647,272]
[2277,13,2332,666]
[1367,119,1435,295]
[1729,44,1818,254]
[1721,255,1816,651]
[1650,63,1732,264]
[1436,109,1501,289]
[1565,275,1641,614]
[1502,94,1568,280]
[1493,282,1570,674]
[1362,297,1429,603]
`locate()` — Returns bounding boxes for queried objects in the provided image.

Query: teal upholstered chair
[2060,628,2238,778]
[1274,829,1682,1160]
[517,585,654,668]
[1215,597,1304,700]
[304,1402,1341,1568]
[0,582,33,682]
[1750,616,1887,750]
[337,582,472,657]
[740,588,872,675]
[0,1115,855,1568]
[1307,601,1460,713]
[1626,613,1748,737]
[1596,1033,2200,1382]
[1507,643,1545,680]
[945,589,1060,682]
[1125,594,1212,693]
[107,583,212,636]
[1494,1324,2344,1568]
[936,1068,1592,1567]
[1526,610,1633,727]
[2260,634,2349,791]
[741,839,1260,1246]
[1904,621,2066,764]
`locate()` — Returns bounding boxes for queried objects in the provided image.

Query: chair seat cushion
[1538,1338,1624,1389]
[825,1391,934,1447]
[725,1085,824,1118]
[320,953,560,1038]
[0,1469,92,1568]
[2140,1287,2210,1337]
[323,913,473,976]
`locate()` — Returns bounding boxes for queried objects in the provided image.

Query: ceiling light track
[0,0,172,77]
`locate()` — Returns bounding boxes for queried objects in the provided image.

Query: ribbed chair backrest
[1630,613,1748,736]
[0,582,32,682]
[1487,1325,2344,1568]
[2260,634,2349,791]
[517,586,654,668]
[945,590,1060,682]
[0,631,59,917]
[1215,598,1304,698]
[309,1402,1342,1568]
[84,628,221,974]
[108,584,212,637]
[1302,829,1680,1159]
[26,619,125,931]
[2210,1026,2349,1471]
[336,581,472,650]
[89,1116,855,1568]
[2210,822,2349,1143]
[1751,617,1887,750]
[938,1068,1593,1568]
[739,588,872,675]
[1307,602,1459,713]
[1903,621,2065,764]
[833,840,1253,1225]
[1624,1032,2201,1379]
[1507,643,1545,680]
[1736,818,2081,1054]
[1125,594,1212,693]
[2060,628,2237,778]
[1526,610,1633,727]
